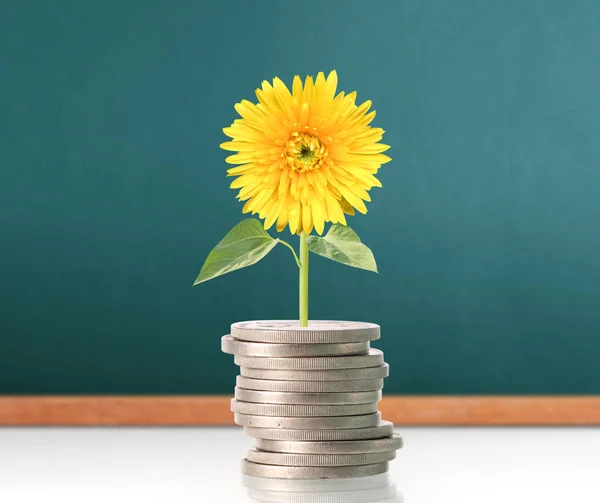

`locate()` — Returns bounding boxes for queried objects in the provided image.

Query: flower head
[221,70,390,235]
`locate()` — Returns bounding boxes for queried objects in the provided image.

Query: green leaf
[306,224,378,273]
[194,219,279,285]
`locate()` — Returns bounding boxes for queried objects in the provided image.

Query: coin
[231,400,378,417]
[244,421,394,441]
[231,320,380,344]
[246,448,396,467]
[246,484,397,503]
[237,376,384,393]
[240,364,389,381]
[241,472,391,492]
[234,413,381,429]
[235,349,384,370]
[241,460,389,479]
[222,335,369,357]
[255,434,403,454]
[235,388,382,405]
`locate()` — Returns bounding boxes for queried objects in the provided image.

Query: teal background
[2,0,600,394]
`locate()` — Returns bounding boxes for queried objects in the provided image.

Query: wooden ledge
[0,396,599,426]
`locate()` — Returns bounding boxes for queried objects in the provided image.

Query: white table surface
[1,427,599,502]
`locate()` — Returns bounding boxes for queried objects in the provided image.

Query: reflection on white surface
[2,427,600,502]
[242,472,403,502]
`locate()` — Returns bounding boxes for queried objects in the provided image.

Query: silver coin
[232,320,380,344]
[244,421,394,441]
[246,483,397,503]
[242,472,390,492]
[222,335,369,358]
[235,388,382,406]
[255,434,403,454]
[241,460,389,479]
[235,349,384,370]
[246,447,396,467]
[231,399,378,417]
[234,413,381,429]
[240,364,389,381]
[237,376,384,393]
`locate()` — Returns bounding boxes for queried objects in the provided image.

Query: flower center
[285,133,327,173]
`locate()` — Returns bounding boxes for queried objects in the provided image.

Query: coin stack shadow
[242,471,403,502]
[222,320,403,479]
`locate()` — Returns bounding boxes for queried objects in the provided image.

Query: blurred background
[1,0,600,397]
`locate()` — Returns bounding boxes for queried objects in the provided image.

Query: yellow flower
[221,70,391,235]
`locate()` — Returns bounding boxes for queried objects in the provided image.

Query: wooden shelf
[1,396,599,426]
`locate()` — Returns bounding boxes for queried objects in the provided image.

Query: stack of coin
[221,320,403,479]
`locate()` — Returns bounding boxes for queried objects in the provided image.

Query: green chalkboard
[2,0,600,395]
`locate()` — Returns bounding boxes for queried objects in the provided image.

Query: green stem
[279,239,301,268]
[299,232,309,327]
